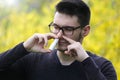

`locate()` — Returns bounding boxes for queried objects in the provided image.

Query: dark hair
[55,0,90,28]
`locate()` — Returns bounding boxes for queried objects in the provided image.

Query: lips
[58,40,69,45]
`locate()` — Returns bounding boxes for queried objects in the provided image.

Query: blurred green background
[0,0,120,79]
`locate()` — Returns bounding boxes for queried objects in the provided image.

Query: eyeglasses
[48,22,81,36]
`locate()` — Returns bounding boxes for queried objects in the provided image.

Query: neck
[57,50,75,65]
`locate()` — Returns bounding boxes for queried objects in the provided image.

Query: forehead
[53,12,80,27]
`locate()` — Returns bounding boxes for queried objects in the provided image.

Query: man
[0,0,117,80]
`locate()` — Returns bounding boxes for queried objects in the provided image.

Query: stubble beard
[57,43,68,53]
[57,32,83,53]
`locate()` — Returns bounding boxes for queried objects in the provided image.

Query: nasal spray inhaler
[49,39,59,51]
[49,31,61,51]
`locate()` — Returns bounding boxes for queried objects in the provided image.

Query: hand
[23,33,58,53]
[62,36,89,62]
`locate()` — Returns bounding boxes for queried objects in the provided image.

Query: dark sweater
[0,43,117,80]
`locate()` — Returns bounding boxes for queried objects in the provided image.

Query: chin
[57,46,67,52]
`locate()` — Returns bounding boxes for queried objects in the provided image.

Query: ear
[81,25,90,37]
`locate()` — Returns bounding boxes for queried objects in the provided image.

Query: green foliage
[0,0,119,79]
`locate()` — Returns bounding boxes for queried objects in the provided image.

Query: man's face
[53,12,82,52]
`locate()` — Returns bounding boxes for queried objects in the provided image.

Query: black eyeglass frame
[48,22,82,35]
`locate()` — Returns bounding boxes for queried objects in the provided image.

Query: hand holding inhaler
[49,30,62,51]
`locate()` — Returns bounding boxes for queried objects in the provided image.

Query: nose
[57,30,63,38]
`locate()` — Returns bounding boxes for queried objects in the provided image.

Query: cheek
[70,31,81,42]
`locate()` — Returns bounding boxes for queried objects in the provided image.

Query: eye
[63,27,73,31]
[54,26,59,30]
[52,24,59,29]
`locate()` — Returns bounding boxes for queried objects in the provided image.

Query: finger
[43,36,48,47]
[33,34,43,43]
[64,50,68,54]
[64,50,76,57]
[57,30,62,38]
[66,45,73,54]
[62,35,75,44]
[46,33,58,39]
[37,34,48,47]
[67,44,77,55]
[40,48,51,53]
[37,36,43,44]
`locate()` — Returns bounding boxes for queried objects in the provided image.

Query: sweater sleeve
[81,57,117,80]
[0,42,29,71]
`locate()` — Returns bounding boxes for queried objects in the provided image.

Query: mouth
[57,39,69,52]
[58,40,69,45]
